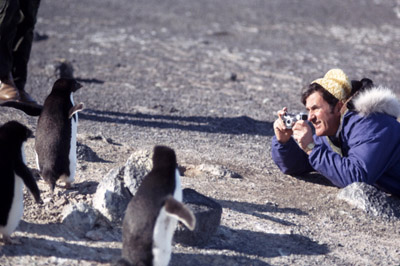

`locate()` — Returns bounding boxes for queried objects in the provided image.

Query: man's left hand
[292,120,314,154]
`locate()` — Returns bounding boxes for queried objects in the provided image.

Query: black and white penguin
[0,121,42,244]
[119,146,196,266]
[35,78,84,191]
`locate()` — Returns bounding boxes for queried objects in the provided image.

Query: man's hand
[292,120,314,154]
[273,107,293,144]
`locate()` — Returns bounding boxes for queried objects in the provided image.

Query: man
[271,69,400,196]
[0,0,41,106]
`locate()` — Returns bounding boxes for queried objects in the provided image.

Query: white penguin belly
[152,168,183,266]
[35,151,40,171]
[0,175,24,237]
[64,115,77,183]
[65,94,77,184]
[173,169,182,201]
[152,207,177,266]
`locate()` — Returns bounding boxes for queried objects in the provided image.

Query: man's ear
[336,101,344,114]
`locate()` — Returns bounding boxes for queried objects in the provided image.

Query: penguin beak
[73,81,82,92]
[27,129,33,139]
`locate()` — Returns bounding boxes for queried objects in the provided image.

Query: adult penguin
[118,146,196,266]
[35,78,84,191]
[0,121,42,244]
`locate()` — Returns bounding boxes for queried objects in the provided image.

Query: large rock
[337,182,400,221]
[123,149,153,196]
[61,203,104,237]
[92,167,132,224]
[174,188,222,246]
[92,149,153,225]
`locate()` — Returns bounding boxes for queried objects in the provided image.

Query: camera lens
[285,118,293,127]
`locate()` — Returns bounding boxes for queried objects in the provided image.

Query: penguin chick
[120,146,195,266]
[0,121,42,244]
[35,78,84,191]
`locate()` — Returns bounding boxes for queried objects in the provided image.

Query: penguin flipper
[164,196,196,230]
[68,102,84,119]
[14,160,43,204]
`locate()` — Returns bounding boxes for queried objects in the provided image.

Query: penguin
[35,78,84,191]
[0,121,42,244]
[119,145,196,266]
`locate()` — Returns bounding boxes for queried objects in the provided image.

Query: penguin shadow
[15,220,81,241]
[171,252,271,266]
[203,225,329,259]
[16,218,120,243]
[217,199,308,227]
[0,228,120,263]
[79,108,274,136]
[77,142,113,163]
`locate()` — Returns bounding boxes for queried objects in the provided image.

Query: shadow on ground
[218,199,308,226]
[80,108,274,136]
[16,219,119,242]
[293,172,336,187]
[171,252,271,266]
[0,234,120,262]
[206,226,329,258]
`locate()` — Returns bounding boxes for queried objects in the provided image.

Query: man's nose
[308,112,316,122]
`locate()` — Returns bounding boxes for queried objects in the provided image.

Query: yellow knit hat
[312,69,352,100]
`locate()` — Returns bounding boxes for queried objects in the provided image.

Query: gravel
[1,0,400,265]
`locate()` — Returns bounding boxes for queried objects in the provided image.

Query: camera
[282,112,308,129]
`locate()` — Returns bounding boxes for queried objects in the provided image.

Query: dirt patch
[1,0,400,265]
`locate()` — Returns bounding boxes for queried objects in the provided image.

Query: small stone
[85,229,104,241]
[77,142,109,162]
[187,164,242,179]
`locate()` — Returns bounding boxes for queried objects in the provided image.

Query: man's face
[305,91,342,136]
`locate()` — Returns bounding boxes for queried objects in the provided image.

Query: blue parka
[271,87,400,196]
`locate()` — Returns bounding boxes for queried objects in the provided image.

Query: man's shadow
[292,172,336,187]
[217,199,308,227]
[172,225,329,265]
[80,109,274,136]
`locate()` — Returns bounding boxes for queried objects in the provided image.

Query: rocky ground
[1,0,400,265]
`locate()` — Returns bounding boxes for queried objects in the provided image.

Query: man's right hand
[273,107,293,144]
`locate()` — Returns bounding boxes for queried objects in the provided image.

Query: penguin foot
[65,182,72,189]
[30,168,42,181]
[55,179,74,190]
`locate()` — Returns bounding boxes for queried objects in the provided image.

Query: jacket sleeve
[271,136,314,175]
[308,114,398,187]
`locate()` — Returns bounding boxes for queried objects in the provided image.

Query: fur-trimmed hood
[353,86,400,118]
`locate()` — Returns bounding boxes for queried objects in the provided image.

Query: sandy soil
[1,0,400,265]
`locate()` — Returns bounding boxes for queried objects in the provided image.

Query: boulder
[174,188,222,246]
[123,149,153,195]
[337,182,400,221]
[61,203,103,237]
[92,167,132,224]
